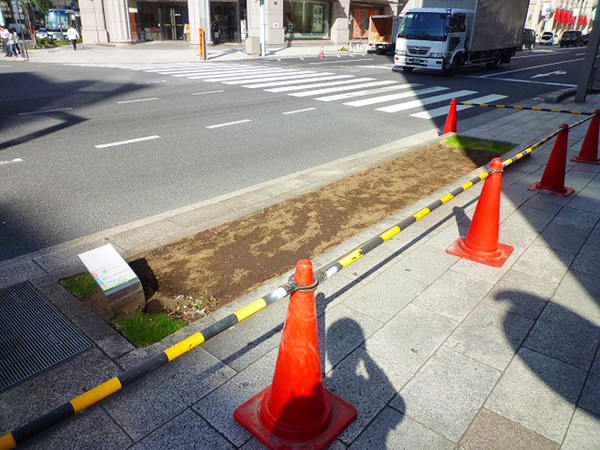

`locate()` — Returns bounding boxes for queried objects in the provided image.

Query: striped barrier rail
[456,102,597,116]
[0,115,594,449]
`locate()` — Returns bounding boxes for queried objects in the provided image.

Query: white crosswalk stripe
[266,78,376,93]
[245,75,354,89]
[376,90,477,113]
[289,80,398,97]
[315,83,418,102]
[344,86,449,107]
[68,62,509,120]
[410,94,508,119]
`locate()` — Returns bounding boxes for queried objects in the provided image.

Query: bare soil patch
[115,143,501,323]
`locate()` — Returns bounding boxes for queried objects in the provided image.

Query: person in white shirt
[66,26,80,50]
[7,28,17,58]
[0,27,10,57]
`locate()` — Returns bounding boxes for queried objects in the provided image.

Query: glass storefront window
[284,0,330,38]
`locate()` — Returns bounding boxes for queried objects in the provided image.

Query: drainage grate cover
[0,281,92,392]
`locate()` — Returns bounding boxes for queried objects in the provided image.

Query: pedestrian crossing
[68,62,508,119]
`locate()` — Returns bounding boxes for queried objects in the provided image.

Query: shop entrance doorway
[210,2,238,43]
[136,2,188,41]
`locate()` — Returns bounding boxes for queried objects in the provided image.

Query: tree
[32,0,52,20]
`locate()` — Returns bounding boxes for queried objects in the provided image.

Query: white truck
[367,15,402,55]
[393,0,529,74]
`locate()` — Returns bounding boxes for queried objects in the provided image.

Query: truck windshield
[398,12,448,41]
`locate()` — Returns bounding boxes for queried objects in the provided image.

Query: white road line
[479,58,584,78]
[266,77,374,93]
[315,83,417,102]
[283,108,317,115]
[186,69,291,80]
[206,119,252,129]
[376,90,477,113]
[174,68,296,78]
[466,76,576,87]
[290,80,397,97]
[116,97,159,104]
[204,69,312,82]
[225,72,326,85]
[576,53,586,56]
[245,74,353,89]
[309,58,374,65]
[0,65,11,68]
[135,80,167,85]
[344,86,448,107]
[95,135,160,148]
[0,158,23,166]
[18,108,74,116]
[192,90,225,95]
[411,94,508,119]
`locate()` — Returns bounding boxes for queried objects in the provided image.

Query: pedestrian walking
[66,26,80,50]
[7,28,18,59]
[0,27,10,57]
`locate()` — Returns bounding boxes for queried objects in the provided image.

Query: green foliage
[442,135,515,154]
[113,314,186,347]
[59,272,98,300]
[32,0,52,17]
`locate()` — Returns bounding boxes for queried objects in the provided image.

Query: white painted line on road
[315,83,416,102]
[411,94,508,119]
[290,80,397,97]
[246,74,352,89]
[0,65,11,68]
[344,86,448,107]
[206,119,251,129]
[282,108,316,115]
[95,135,160,148]
[576,53,586,56]
[377,90,476,113]
[117,97,159,104]
[0,158,23,166]
[18,108,73,116]
[225,72,324,85]
[309,58,374,65]
[135,80,167,85]
[479,58,583,78]
[266,77,375,93]
[192,90,225,95]
[466,75,576,88]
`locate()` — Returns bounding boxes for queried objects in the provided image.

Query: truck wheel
[486,55,502,69]
[402,67,414,74]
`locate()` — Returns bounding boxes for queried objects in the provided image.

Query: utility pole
[55,0,63,40]
[259,0,266,56]
[575,3,600,102]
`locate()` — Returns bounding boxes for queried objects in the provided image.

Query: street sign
[79,244,139,294]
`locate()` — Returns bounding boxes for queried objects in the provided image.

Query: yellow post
[199,29,207,61]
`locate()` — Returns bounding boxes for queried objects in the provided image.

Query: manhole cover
[0,281,91,392]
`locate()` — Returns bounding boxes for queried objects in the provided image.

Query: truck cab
[394,8,471,73]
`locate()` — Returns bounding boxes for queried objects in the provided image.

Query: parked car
[539,31,558,45]
[560,30,584,47]
[582,33,590,45]
[522,28,536,50]
[35,27,49,40]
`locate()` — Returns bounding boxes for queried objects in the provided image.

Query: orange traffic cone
[443,98,457,134]
[529,124,575,196]
[234,259,356,449]
[446,157,514,268]
[318,46,325,59]
[571,110,600,165]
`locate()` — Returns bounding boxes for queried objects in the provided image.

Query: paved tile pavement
[2,61,600,449]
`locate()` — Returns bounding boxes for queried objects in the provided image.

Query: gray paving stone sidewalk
[2,93,600,449]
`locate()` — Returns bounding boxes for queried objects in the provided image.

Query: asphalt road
[0,45,590,260]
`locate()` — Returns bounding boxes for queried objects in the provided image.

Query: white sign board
[79,244,139,294]
[542,3,551,17]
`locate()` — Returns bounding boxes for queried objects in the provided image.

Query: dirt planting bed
[111,142,504,324]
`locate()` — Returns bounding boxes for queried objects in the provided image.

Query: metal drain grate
[0,281,92,392]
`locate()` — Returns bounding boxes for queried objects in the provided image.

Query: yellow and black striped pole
[457,102,595,116]
[1,115,595,449]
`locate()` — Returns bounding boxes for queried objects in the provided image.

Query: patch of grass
[59,272,98,300]
[113,314,186,347]
[442,135,516,154]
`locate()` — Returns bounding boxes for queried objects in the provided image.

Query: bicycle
[349,39,367,52]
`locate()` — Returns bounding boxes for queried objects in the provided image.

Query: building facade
[76,0,596,46]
